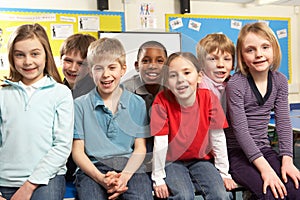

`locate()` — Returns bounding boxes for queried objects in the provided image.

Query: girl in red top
[150,52,230,199]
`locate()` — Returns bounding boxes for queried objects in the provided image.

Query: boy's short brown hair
[196,33,235,70]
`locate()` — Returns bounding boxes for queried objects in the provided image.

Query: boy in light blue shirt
[72,37,153,200]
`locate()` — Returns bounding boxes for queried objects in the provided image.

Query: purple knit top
[225,71,293,162]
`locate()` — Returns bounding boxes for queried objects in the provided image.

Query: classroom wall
[0,0,299,102]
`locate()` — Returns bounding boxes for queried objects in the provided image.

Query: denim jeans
[75,158,153,200]
[0,175,65,200]
[164,160,232,200]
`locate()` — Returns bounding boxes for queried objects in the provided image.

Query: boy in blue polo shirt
[72,37,153,200]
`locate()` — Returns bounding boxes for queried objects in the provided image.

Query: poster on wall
[166,14,291,81]
[139,2,156,29]
[0,8,125,80]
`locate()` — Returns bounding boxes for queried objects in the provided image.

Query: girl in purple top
[226,22,300,199]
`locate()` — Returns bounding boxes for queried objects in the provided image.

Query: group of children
[0,21,299,200]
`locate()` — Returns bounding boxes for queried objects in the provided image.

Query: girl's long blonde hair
[7,23,62,83]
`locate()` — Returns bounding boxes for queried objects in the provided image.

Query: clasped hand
[102,171,129,200]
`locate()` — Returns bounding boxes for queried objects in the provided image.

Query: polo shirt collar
[92,85,128,110]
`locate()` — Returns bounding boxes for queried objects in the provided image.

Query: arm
[281,156,300,190]
[226,78,263,161]
[272,73,300,187]
[72,139,108,187]
[107,138,147,200]
[12,89,74,200]
[252,156,287,199]
[28,90,74,184]
[152,135,169,199]
[121,138,146,180]
[209,129,237,190]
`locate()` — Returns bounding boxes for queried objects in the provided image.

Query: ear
[134,61,139,72]
[197,70,204,84]
[121,64,127,76]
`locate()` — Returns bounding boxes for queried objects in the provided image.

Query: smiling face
[203,49,233,84]
[13,37,46,85]
[241,32,273,75]
[167,56,202,107]
[61,50,89,88]
[136,47,167,85]
[92,60,126,99]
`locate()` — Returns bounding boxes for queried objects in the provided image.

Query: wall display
[99,31,181,81]
[166,14,291,81]
[0,7,125,79]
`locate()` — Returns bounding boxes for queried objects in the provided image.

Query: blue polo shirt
[74,86,150,160]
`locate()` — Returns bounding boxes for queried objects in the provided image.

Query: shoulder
[197,88,213,98]
[271,71,288,93]
[122,88,145,105]
[228,72,246,82]
[226,72,248,89]
[122,75,142,91]
[75,89,94,103]
[271,71,288,82]
[196,88,219,103]
[51,83,73,100]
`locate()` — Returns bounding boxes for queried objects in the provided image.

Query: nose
[177,74,185,83]
[148,61,158,69]
[256,48,263,58]
[216,59,224,68]
[70,62,79,71]
[24,56,32,66]
[102,68,110,77]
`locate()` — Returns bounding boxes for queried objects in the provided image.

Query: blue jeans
[75,158,153,200]
[0,175,65,200]
[164,160,232,200]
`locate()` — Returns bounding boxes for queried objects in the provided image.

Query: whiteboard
[98,31,181,81]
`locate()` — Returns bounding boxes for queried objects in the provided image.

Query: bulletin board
[0,7,125,80]
[165,14,291,81]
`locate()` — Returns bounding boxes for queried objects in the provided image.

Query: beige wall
[0,0,299,102]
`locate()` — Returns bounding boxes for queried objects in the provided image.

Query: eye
[109,65,117,70]
[31,52,40,57]
[184,71,191,75]
[77,62,84,67]
[14,53,24,58]
[141,58,150,64]
[224,57,232,61]
[168,72,177,78]
[207,56,215,61]
[63,58,73,64]
[246,48,254,53]
[262,45,270,50]
[93,65,104,71]
[157,58,165,64]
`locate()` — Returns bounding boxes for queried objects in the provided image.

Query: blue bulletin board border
[166,14,291,82]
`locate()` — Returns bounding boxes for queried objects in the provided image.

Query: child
[72,37,153,200]
[122,41,167,171]
[226,22,300,199]
[196,33,237,191]
[60,33,96,184]
[0,23,74,200]
[122,41,167,114]
[60,33,96,99]
[151,52,231,199]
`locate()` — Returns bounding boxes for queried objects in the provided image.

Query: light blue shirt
[74,86,150,160]
[0,75,74,187]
